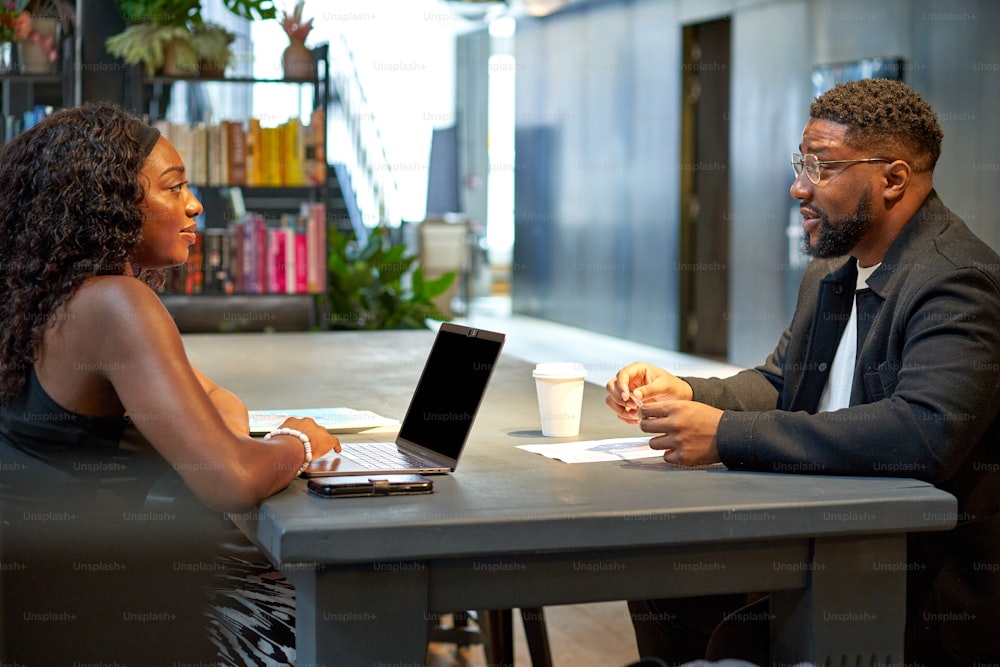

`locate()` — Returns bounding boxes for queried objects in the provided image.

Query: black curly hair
[810,78,943,172]
[0,102,163,401]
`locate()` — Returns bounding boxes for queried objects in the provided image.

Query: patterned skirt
[204,527,297,666]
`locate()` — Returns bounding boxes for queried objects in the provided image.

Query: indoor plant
[106,0,275,77]
[190,21,234,77]
[105,21,198,76]
[106,0,200,77]
[326,228,456,330]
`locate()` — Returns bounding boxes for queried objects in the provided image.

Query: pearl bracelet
[264,427,313,476]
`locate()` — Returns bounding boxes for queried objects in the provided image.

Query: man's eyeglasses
[791,153,891,184]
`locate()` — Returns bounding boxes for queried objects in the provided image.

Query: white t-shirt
[816,262,880,413]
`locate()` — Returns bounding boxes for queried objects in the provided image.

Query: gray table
[183,330,958,666]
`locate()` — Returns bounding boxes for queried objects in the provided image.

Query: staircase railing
[325,34,401,236]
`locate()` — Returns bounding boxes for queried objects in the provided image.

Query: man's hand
[605,362,694,422]
[638,399,723,466]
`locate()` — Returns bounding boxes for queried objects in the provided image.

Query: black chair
[429,607,553,666]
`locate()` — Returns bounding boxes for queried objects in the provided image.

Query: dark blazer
[685,190,1000,663]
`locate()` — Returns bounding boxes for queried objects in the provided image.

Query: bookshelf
[1,29,77,145]
[148,45,343,333]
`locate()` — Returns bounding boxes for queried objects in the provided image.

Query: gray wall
[511,0,1000,367]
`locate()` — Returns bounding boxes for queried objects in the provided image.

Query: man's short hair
[810,78,943,172]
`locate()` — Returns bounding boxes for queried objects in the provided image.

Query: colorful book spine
[260,127,282,186]
[246,118,262,186]
[226,120,247,186]
[192,123,209,186]
[267,227,288,294]
[294,231,309,294]
[308,108,327,185]
[202,228,230,294]
[253,214,269,294]
[161,197,324,296]
[148,114,325,188]
[184,233,204,294]
[306,202,327,294]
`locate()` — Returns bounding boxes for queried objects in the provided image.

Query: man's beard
[801,189,873,258]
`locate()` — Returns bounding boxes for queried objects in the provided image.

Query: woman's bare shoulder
[37,277,183,411]
[69,276,174,327]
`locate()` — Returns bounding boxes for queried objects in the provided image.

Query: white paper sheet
[516,437,665,463]
[248,408,399,435]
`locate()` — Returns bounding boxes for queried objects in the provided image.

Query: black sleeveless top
[0,369,233,664]
[0,367,174,510]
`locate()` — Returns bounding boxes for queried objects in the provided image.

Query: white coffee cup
[532,362,588,437]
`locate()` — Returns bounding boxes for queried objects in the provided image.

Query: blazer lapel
[788,259,857,413]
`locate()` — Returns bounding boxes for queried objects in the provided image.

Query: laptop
[303,322,506,477]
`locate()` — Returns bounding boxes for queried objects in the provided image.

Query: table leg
[286,563,431,666]
[771,534,907,665]
[481,609,514,666]
[521,607,554,667]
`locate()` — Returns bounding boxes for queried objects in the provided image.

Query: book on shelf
[160,205,326,297]
[202,227,234,294]
[305,202,327,293]
[307,109,327,185]
[226,120,248,186]
[3,106,55,143]
[246,117,262,186]
[267,226,290,294]
[207,122,226,186]
[153,113,325,188]
[260,127,282,187]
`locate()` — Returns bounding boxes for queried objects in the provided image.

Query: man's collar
[864,189,947,295]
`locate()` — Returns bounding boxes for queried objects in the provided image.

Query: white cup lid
[532,362,587,379]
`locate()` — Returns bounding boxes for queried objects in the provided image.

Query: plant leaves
[420,271,457,299]
[325,228,453,330]
[222,0,276,21]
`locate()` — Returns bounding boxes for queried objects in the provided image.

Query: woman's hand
[277,416,341,463]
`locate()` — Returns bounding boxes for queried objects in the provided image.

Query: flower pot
[19,18,59,74]
[282,39,314,81]
[199,60,226,79]
[162,40,199,78]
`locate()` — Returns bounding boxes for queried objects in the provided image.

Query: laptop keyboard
[342,443,436,470]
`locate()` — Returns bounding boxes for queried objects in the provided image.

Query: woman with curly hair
[0,102,339,665]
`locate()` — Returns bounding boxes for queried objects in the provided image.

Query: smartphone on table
[307,474,434,499]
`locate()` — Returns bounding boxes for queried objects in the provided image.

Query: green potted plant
[106,0,275,78]
[106,22,198,76]
[326,228,457,330]
[106,0,198,76]
[191,21,234,78]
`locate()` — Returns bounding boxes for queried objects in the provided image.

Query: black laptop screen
[397,324,505,461]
